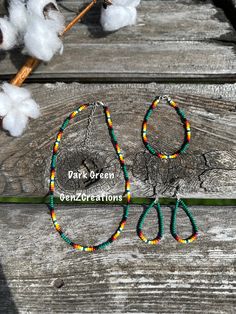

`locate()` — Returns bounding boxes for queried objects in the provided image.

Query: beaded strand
[142,96,191,159]
[171,198,198,243]
[137,199,164,245]
[49,103,131,251]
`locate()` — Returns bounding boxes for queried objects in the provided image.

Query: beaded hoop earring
[171,195,198,244]
[49,102,131,251]
[142,96,191,159]
[137,198,164,245]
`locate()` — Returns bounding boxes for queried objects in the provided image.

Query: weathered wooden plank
[59,0,235,41]
[0,83,235,198]
[0,204,235,313]
[2,0,233,41]
[0,0,235,81]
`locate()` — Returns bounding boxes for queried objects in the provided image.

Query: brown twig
[61,0,97,36]
[10,0,98,87]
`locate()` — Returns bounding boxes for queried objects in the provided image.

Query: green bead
[111,129,116,140]
[61,233,71,245]
[124,206,129,217]
[147,144,156,155]
[97,242,108,250]
[62,118,70,129]
[50,195,54,206]
[51,155,57,168]
[146,109,152,120]
[180,143,189,153]
[123,166,129,179]
[178,109,186,119]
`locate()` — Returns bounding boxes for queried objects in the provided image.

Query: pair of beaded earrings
[49,97,198,251]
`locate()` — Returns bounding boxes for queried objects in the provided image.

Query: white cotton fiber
[101,0,141,31]
[101,5,137,31]
[27,0,59,19]
[24,14,64,62]
[46,9,65,33]
[9,0,28,35]
[24,0,65,62]
[0,17,17,50]
[0,83,40,137]
[18,98,41,119]
[2,81,31,102]
[2,109,29,137]
[0,93,12,116]
[110,0,140,6]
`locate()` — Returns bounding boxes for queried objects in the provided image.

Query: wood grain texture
[0,2,235,313]
[0,0,236,81]
[0,203,235,313]
[0,83,235,198]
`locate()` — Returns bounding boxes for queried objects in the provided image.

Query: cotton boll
[0,93,12,116]
[101,5,137,32]
[101,0,141,32]
[19,98,40,119]
[9,0,28,35]
[2,83,40,119]
[24,14,63,62]
[2,82,31,102]
[27,0,59,19]
[24,0,65,62]
[0,83,41,137]
[0,17,17,50]
[2,108,28,137]
[27,0,65,30]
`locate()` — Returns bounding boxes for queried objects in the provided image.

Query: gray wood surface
[0,1,236,313]
[0,83,236,199]
[0,204,235,313]
[0,0,236,81]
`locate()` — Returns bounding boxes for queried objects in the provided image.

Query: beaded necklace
[49,102,131,251]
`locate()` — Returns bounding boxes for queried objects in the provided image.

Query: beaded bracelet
[137,198,164,245]
[49,102,131,251]
[142,96,191,159]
